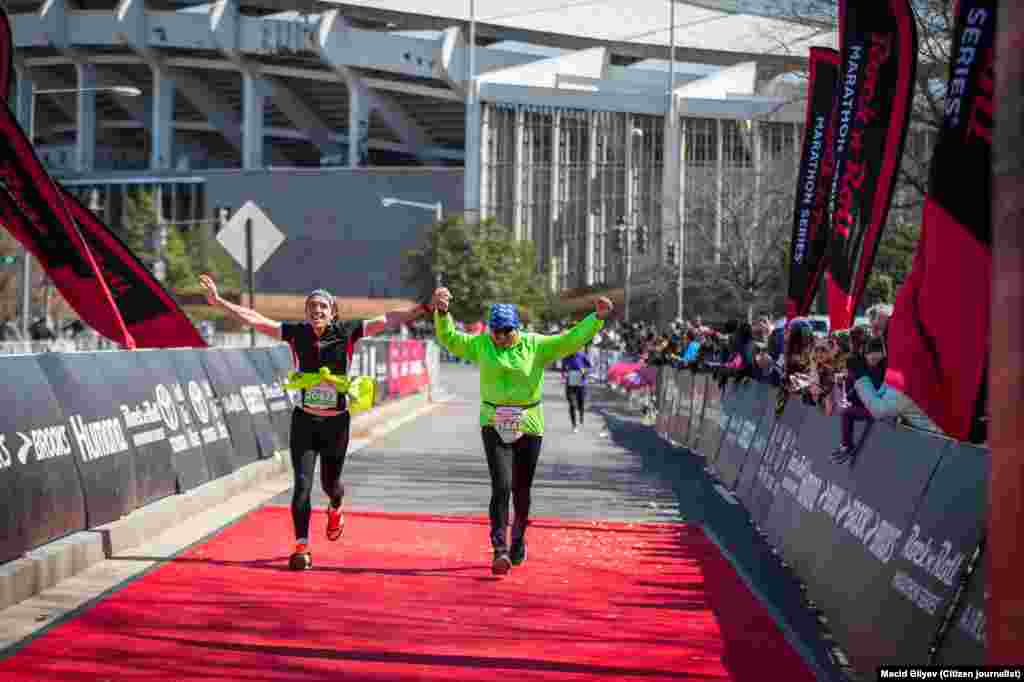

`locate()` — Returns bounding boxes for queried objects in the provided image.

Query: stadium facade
[4,0,839,316]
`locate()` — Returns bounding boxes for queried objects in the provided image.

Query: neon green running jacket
[434,311,604,435]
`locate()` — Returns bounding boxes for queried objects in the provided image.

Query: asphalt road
[271,363,681,522]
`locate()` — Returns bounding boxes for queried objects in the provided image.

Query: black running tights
[481,427,543,551]
[289,408,351,541]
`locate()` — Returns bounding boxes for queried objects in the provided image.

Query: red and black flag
[0,8,205,348]
[786,47,840,320]
[884,0,995,441]
[825,0,918,330]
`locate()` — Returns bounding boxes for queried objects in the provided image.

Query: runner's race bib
[304,382,339,409]
[493,406,525,444]
[567,370,584,387]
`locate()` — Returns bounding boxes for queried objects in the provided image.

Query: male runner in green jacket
[431,287,613,575]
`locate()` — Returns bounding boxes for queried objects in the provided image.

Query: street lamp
[18,85,143,340]
[381,196,445,288]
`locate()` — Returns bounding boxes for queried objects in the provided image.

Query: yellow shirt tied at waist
[284,367,376,414]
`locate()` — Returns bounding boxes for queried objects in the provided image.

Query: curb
[0,390,436,614]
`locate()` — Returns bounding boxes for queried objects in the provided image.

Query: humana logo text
[69,415,129,462]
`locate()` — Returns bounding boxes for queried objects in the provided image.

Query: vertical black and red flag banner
[786,47,840,320]
[825,0,918,330]
[885,0,995,441]
[0,7,205,348]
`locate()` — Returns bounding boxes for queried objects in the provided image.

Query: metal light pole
[381,196,445,287]
[19,85,142,339]
[669,0,684,323]
[622,127,643,323]
[619,216,632,323]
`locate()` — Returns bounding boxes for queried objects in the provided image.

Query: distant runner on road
[561,347,592,433]
[430,288,613,575]
[198,274,430,570]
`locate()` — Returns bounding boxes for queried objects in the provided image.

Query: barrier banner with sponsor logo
[787,47,840,319]
[668,370,693,447]
[134,351,211,493]
[198,350,264,469]
[266,343,301,414]
[812,424,947,669]
[694,375,727,459]
[168,350,236,480]
[937,545,987,665]
[825,0,918,330]
[714,381,772,492]
[706,378,740,471]
[0,356,85,562]
[244,348,294,455]
[388,340,428,399]
[36,353,138,527]
[744,397,809,541]
[895,441,988,667]
[97,351,179,508]
[221,350,278,460]
[655,367,673,437]
[687,373,709,452]
[731,382,780,508]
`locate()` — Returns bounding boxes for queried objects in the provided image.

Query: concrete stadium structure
[3,0,838,314]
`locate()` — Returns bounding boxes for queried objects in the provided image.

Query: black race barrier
[687,373,710,453]
[745,396,809,542]
[697,378,729,463]
[714,381,773,494]
[651,367,993,671]
[673,371,695,447]
[244,348,294,454]
[936,550,986,665]
[655,367,672,437]
[221,349,279,460]
[37,353,139,528]
[731,382,779,509]
[897,440,988,667]
[154,350,213,493]
[96,351,179,508]
[807,424,949,670]
[166,350,237,481]
[198,349,262,472]
[0,356,86,562]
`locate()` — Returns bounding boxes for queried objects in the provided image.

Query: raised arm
[430,287,479,363]
[363,303,431,337]
[535,297,613,363]
[199,274,282,339]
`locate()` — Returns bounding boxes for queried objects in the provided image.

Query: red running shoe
[289,542,312,571]
[326,503,345,541]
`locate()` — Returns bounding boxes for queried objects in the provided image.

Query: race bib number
[304,383,339,409]
[567,370,584,387]
[492,406,524,445]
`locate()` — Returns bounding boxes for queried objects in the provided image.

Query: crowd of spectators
[566,303,949,456]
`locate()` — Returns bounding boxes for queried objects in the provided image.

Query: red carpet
[0,508,813,681]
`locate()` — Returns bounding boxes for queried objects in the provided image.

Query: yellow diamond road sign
[216,200,286,272]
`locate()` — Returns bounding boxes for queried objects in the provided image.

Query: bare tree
[683,151,797,323]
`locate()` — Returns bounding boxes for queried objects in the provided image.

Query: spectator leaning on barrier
[832,335,885,463]
[852,330,943,437]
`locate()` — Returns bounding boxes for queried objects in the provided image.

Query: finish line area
[0,506,813,682]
